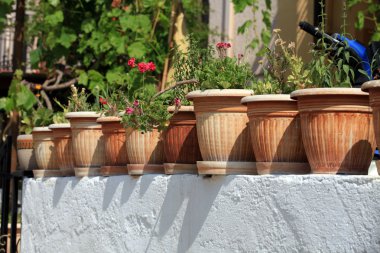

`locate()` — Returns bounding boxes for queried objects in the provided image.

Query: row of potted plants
[16,32,380,177]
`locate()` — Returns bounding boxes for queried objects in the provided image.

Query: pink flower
[216,42,232,49]
[99,97,107,105]
[137,62,149,73]
[174,98,181,106]
[238,53,244,59]
[147,61,156,71]
[128,58,136,68]
[126,107,134,115]
[133,100,139,107]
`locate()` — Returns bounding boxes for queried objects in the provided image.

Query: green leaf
[127,42,147,58]
[29,49,41,69]
[355,11,364,29]
[48,0,60,7]
[237,20,253,34]
[261,29,271,45]
[372,32,380,41]
[58,30,77,48]
[110,33,125,54]
[45,10,64,26]
[120,14,151,34]
[16,85,36,110]
[78,71,88,86]
[81,19,96,33]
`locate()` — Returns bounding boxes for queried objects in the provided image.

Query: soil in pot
[32,127,61,178]
[163,106,202,174]
[97,116,128,176]
[49,123,75,176]
[17,134,37,171]
[126,128,164,175]
[290,88,375,174]
[241,94,310,174]
[186,89,256,175]
[65,112,105,177]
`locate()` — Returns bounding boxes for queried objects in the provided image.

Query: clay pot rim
[361,80,380,92]
[290,88,367,100]
[17,134,32,140]
[65,111,101,119]
[186,89,254,101]
[48,123,70,129]
[96,116,122,123]
[32,127,52,132]
[167,106,194,112]
[241,94,293,104]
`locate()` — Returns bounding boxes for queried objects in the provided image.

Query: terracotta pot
[126,128,164,175]
[163,106,202,174]
[97,116,128,176]
[241,95,310,174]
[290,88,375,174]
[32,127,61,177]
[49,123,75,176]
[362,81,380,174]
[186,89,256,175]
[16,134,37,171]
[65,112,105,177]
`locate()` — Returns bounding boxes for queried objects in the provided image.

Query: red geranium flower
[147,62,156,71]
[137,62,149,73]
[133,100,139,107]
[174,98,181,106]
[128,57,136,68]
[99,97,107,105]
[126,107,134,115]
[216,42,232,49]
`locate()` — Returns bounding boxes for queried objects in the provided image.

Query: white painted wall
[22,175,380,252]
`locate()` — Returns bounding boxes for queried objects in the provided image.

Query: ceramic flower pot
[32,127,61,178]
[241,94,310,174]
[97,116,128,176]
[126,128,164,175]
[49,123,75,176]
[65,112,105,177]
[186,89,256,175]
[16,134,37,171]
[163,106,202,174]
[290,88,375,174]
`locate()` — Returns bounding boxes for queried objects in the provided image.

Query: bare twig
[43,77,77,91]
[152,78,198,99]
[40,90,52,110]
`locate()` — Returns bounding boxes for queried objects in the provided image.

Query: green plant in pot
[182,39,256,175]
[121,59,171,175]
[96,91,130,176]
[64,85,105,177]
[241,30,312,175]
[289,29,375,175]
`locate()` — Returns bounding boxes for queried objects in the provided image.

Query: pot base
[197,161,257,175]
[164,163,197,174]
[257,162,310,175]
[101,166,128,176]
[127,164,164,175]
[33,169,62,178]
[75,167,101,177]
[311,167,369,175]
[60,169,75,177]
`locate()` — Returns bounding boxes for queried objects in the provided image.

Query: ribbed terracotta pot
[32,127,61,178]
[241,95,310,175]
[186,89,256,175]
[290,88,375,174]
[65,112,105,177]
[49,123,75,176]
[17,134,37,171]
[163,106,202,174]
[97,116,128,176]
[126,128,164,175]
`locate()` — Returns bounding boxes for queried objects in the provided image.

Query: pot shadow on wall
[102,176,124,210]
[339,139,374,175]
[171,127,202,164]
[52,178,70,207]
[228,125,255,162]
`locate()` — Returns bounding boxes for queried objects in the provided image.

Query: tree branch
[152,78,198,99]
[43,77,77,91]
[40,90,52,110]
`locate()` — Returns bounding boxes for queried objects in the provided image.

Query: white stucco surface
[22,175,380,253]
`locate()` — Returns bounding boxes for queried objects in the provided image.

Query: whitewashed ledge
[21,174,380,253]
